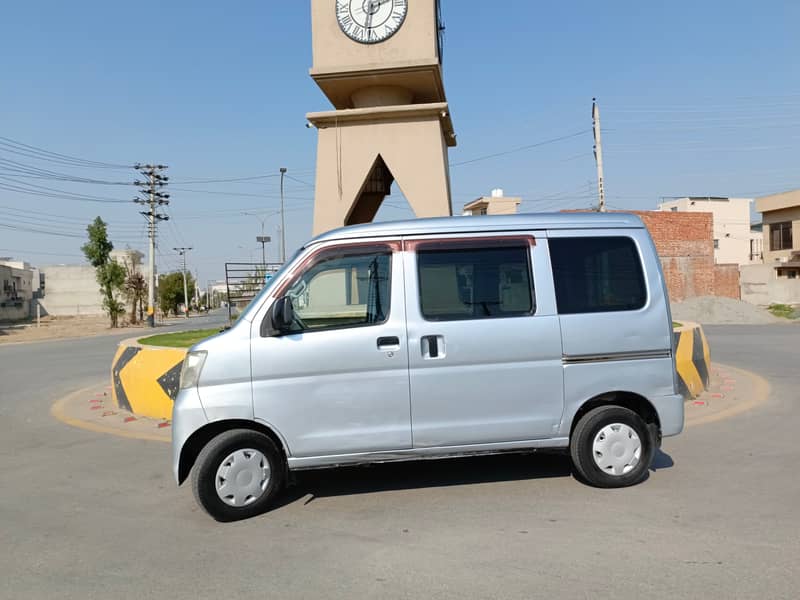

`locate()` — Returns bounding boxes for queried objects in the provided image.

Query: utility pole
[194,270,200,308]
[592,98,606,213]
[279,167,287,262]
[134,164,169,327]
[174,247,193,318]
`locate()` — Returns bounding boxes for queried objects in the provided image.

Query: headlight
[180,350,207,389]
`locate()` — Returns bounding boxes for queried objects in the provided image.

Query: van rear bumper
[653,393,684,437]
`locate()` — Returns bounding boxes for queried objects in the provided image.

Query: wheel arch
[178,419,289,485]
[569,391,661,442]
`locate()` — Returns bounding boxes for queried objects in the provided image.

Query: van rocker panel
[285,437,570,470]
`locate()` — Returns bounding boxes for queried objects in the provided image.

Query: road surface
[0,321,797,599]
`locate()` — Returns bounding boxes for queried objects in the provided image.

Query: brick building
[566,210,740,302]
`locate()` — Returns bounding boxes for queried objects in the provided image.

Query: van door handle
[377,336,400,351]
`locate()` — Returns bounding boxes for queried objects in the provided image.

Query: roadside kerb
[673,320,711,399]
[111,337,186,420]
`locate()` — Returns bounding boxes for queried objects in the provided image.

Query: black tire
[191,429,285,522]
[570,406,655,488]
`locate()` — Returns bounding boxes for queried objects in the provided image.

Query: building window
[477,207,488,215]
[777,268,798,279]
[549,237,647,315]
[713,239,720,249]
[770,221,793,251]
[670,207,677,212]
[417,244,534,321]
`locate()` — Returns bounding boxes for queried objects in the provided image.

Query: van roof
[311,212,645,244]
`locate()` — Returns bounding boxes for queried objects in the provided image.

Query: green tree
[158,271,196,316]
[81,217,126,328]
[119,251,147,325]
[125,271,147,324]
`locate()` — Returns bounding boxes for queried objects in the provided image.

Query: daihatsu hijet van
[173,213,684,521]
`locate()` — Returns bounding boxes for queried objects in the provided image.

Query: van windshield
[236,247,305,322]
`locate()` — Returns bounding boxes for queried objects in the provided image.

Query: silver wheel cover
[592,423,642,476]
[215,448,271,507]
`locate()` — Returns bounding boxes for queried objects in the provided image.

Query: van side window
[417,245,534,321]
[284,250,391,333]
[549,236,646,314]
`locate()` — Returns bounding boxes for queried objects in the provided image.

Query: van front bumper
[653,393,684,437]
[171,386,208,485]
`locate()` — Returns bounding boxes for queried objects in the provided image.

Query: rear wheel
[570,406,655,488]
[192,429,285,521]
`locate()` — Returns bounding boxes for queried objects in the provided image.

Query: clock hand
[365,0,375,39]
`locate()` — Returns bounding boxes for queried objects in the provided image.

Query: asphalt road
[0,321,797,599]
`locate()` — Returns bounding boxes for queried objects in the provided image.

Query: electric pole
[279,167,287,262]
[592,98,606,212]
[134,164,169,327]
[174,247,193,318]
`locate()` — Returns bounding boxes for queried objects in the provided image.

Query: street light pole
[279,167,287,263]
[242,211,272,268]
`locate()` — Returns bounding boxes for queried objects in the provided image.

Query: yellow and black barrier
[673,321,711,399]
[111,338,187,420]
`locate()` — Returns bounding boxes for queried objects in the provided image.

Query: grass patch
[138,328,221,348]
[768,303,798,319]
[672,321,683,329]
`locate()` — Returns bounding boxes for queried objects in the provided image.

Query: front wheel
[192,429,285,521]
[570,406,655,488]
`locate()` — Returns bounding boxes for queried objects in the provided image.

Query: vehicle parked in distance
[173,213,684,521]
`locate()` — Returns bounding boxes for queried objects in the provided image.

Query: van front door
[250,242,411,458]
[404,236,564,448]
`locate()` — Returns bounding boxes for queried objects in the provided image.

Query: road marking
[51,385,170,443]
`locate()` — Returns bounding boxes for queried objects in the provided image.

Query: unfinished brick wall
[713,263,742,300]
[565,210,740,302]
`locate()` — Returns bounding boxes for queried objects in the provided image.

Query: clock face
[336,0,408,44]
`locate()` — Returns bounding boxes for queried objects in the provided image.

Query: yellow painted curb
[685,364,771,428]
[51,384,170,443]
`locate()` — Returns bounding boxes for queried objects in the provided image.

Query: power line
[449,129,591,167]
[0,135,131,169]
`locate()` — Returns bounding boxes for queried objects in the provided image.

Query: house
[658,197,760,265]
[463,189,520,216]
[0,258,39,321]
[738,190,800,305]
[756,189,800,275]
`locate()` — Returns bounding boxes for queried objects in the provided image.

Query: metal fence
[224,262,283,323]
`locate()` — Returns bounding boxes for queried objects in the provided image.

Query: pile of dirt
[671,296,782,325]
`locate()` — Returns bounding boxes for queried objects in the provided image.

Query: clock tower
[308,0,456,235]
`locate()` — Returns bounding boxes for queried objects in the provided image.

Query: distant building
[756,189,800,272]
[658,197,760,265]
[463,189,520,216]
[0,258,38,321]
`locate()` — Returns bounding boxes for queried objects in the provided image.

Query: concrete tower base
[309,103,455,236]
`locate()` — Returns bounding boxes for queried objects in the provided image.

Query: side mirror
[270,296,294,334]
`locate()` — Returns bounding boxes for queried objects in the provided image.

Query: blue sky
[1,0,798,283]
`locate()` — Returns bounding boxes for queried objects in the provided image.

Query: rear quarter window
[549,236,647,314]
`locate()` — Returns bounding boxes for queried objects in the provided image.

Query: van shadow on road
[276,448,674,507]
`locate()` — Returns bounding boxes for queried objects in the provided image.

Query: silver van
[173,213,683,521]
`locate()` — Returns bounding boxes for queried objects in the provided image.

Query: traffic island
[673,320,711,399]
